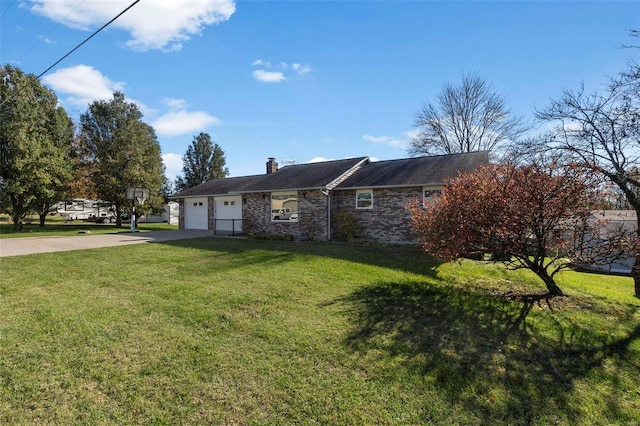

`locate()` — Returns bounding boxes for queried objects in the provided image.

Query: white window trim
[422,186,441,206]
[356,189,373,210]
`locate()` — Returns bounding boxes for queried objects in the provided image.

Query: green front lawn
[0,238,638,424]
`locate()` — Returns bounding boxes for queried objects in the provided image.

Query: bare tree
[409,74,526,156]
[535,62,640,297]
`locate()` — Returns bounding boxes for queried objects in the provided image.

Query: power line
[0,0,142,107]
[12,0,88,65]
[35,0,142,80]
[1,0,18,19]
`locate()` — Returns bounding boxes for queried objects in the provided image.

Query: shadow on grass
[336,281,640,425]
[160,237,443,278]
[0,222,175,237]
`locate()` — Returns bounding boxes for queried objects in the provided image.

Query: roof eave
[335,182,444,191]
[233,186,326,194]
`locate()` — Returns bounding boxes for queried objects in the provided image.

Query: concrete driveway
[0,229,216,257]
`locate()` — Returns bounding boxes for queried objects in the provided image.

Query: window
[423,187,441,206]
[356,190,373,209]
[65,199,85,211]
[271,192,298,222]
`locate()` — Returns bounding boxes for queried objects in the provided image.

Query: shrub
[332,208,363,242]
[248,232,294,241]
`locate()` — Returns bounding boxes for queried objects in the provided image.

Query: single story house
[170,151,489,243]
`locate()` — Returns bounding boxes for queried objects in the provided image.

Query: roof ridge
[325,157,369,191]
[371,151,489,164]
[277,156,369,169]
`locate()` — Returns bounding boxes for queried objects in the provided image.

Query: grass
[0,238,638,425]
[0,221,178,238]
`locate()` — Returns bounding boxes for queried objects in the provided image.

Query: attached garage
[184,197,209,230]
[214,195,242,235]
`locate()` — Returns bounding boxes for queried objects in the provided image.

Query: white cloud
[42,64,124,106]
[152,98,220,136]
[30,0,236,52]
[306,157,333,163]
[292,63,311,74]
[252,59,271,67]
[162,153,183,180]
[362,131,414,150]
[164,98,188,111]
[251,59,311,82]
[402,129,421,140]
[563,122,583,132]
[362,135,392,144]
[252,69,285,83]
[42,65,155,115]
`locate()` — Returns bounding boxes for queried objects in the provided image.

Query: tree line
[0,64,228,231]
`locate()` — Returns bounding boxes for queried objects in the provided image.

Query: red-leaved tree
[409,163,634,296]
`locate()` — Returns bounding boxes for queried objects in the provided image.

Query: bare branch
[410,74,528,157]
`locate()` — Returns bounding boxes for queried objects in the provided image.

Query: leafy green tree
[175,132,229,191]
[0,64,74,231]
[79,92,165,227]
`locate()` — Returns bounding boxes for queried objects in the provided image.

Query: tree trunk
[11,214,22,232]
[633,253,640,298]
[39,212,47,228]
[535,269,564,297]
[115,205,122,228]
[634,212,640,297]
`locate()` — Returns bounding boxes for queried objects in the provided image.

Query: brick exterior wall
[178,188,423,243]
[332,187,422,243]
[242,190,329,241]
[178,199,185,229]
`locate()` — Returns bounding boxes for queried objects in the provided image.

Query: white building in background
[138,201,179,225]
[55,199,115,222]
[56,199,179,225]
[582,210,637,275]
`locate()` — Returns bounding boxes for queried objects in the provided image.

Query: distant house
[578,210,637,275]
[170,152,489,243]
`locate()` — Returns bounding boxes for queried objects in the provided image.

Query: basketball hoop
[126,187,150,232]
[127,187,150,205]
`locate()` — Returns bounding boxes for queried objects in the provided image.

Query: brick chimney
[266,157,278,174]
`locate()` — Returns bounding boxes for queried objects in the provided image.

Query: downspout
[322,189,331,241]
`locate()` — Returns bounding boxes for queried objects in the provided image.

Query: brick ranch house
[170,151,489,243]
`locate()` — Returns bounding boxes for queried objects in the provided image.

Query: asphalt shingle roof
[170,152,489,198]
[170,157,369,197]
[239,157,368,192]
[336,151,489,189]
[170,175,263,198]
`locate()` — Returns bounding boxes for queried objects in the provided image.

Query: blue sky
[2,1,638,179]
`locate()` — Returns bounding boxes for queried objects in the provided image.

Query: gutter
[322,189,331,240]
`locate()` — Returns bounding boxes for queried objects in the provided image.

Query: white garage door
[215,196,242,235]
[184,197,209,230]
